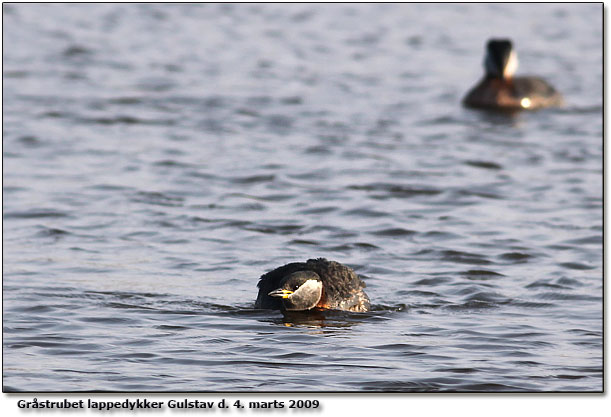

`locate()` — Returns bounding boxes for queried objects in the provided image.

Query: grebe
[463,39,562,110]
[255,258,370,312]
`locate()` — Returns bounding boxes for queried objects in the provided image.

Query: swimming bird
[463,39,563,110]
[255,258,370,312]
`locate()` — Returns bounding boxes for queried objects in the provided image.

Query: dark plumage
[255,258,370,312]
[463,38,563,110]
[486,39,513,78]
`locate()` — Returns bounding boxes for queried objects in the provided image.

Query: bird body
[255,258,370,312]
[463,76,563,110]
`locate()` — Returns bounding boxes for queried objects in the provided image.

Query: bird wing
[304,258,368,308]
[513,76,560,98]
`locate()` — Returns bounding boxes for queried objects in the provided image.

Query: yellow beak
[268,289,294,299]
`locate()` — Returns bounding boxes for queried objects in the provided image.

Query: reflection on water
[270,309,380,329]
[3,3,602,391]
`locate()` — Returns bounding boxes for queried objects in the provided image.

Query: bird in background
[463,38,563,111]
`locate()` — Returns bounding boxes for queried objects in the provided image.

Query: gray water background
[2,3,602,392]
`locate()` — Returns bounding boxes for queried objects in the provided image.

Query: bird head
[268,271,323,311]
[484,39,518,79]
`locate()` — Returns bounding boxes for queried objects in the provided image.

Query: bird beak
[268,289,294,299]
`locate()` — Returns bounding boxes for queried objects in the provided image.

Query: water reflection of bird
[255,258,370,312]
[463,39,563,111]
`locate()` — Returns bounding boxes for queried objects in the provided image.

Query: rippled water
[2,3,602,392]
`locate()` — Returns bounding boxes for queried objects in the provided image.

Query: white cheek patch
[503,50,518,78]
[293,279,322,297]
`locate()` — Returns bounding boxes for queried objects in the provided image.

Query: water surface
[2,3,602,392]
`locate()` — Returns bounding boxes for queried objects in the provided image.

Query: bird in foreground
[255,258,370,312]
[463,39,563,111]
